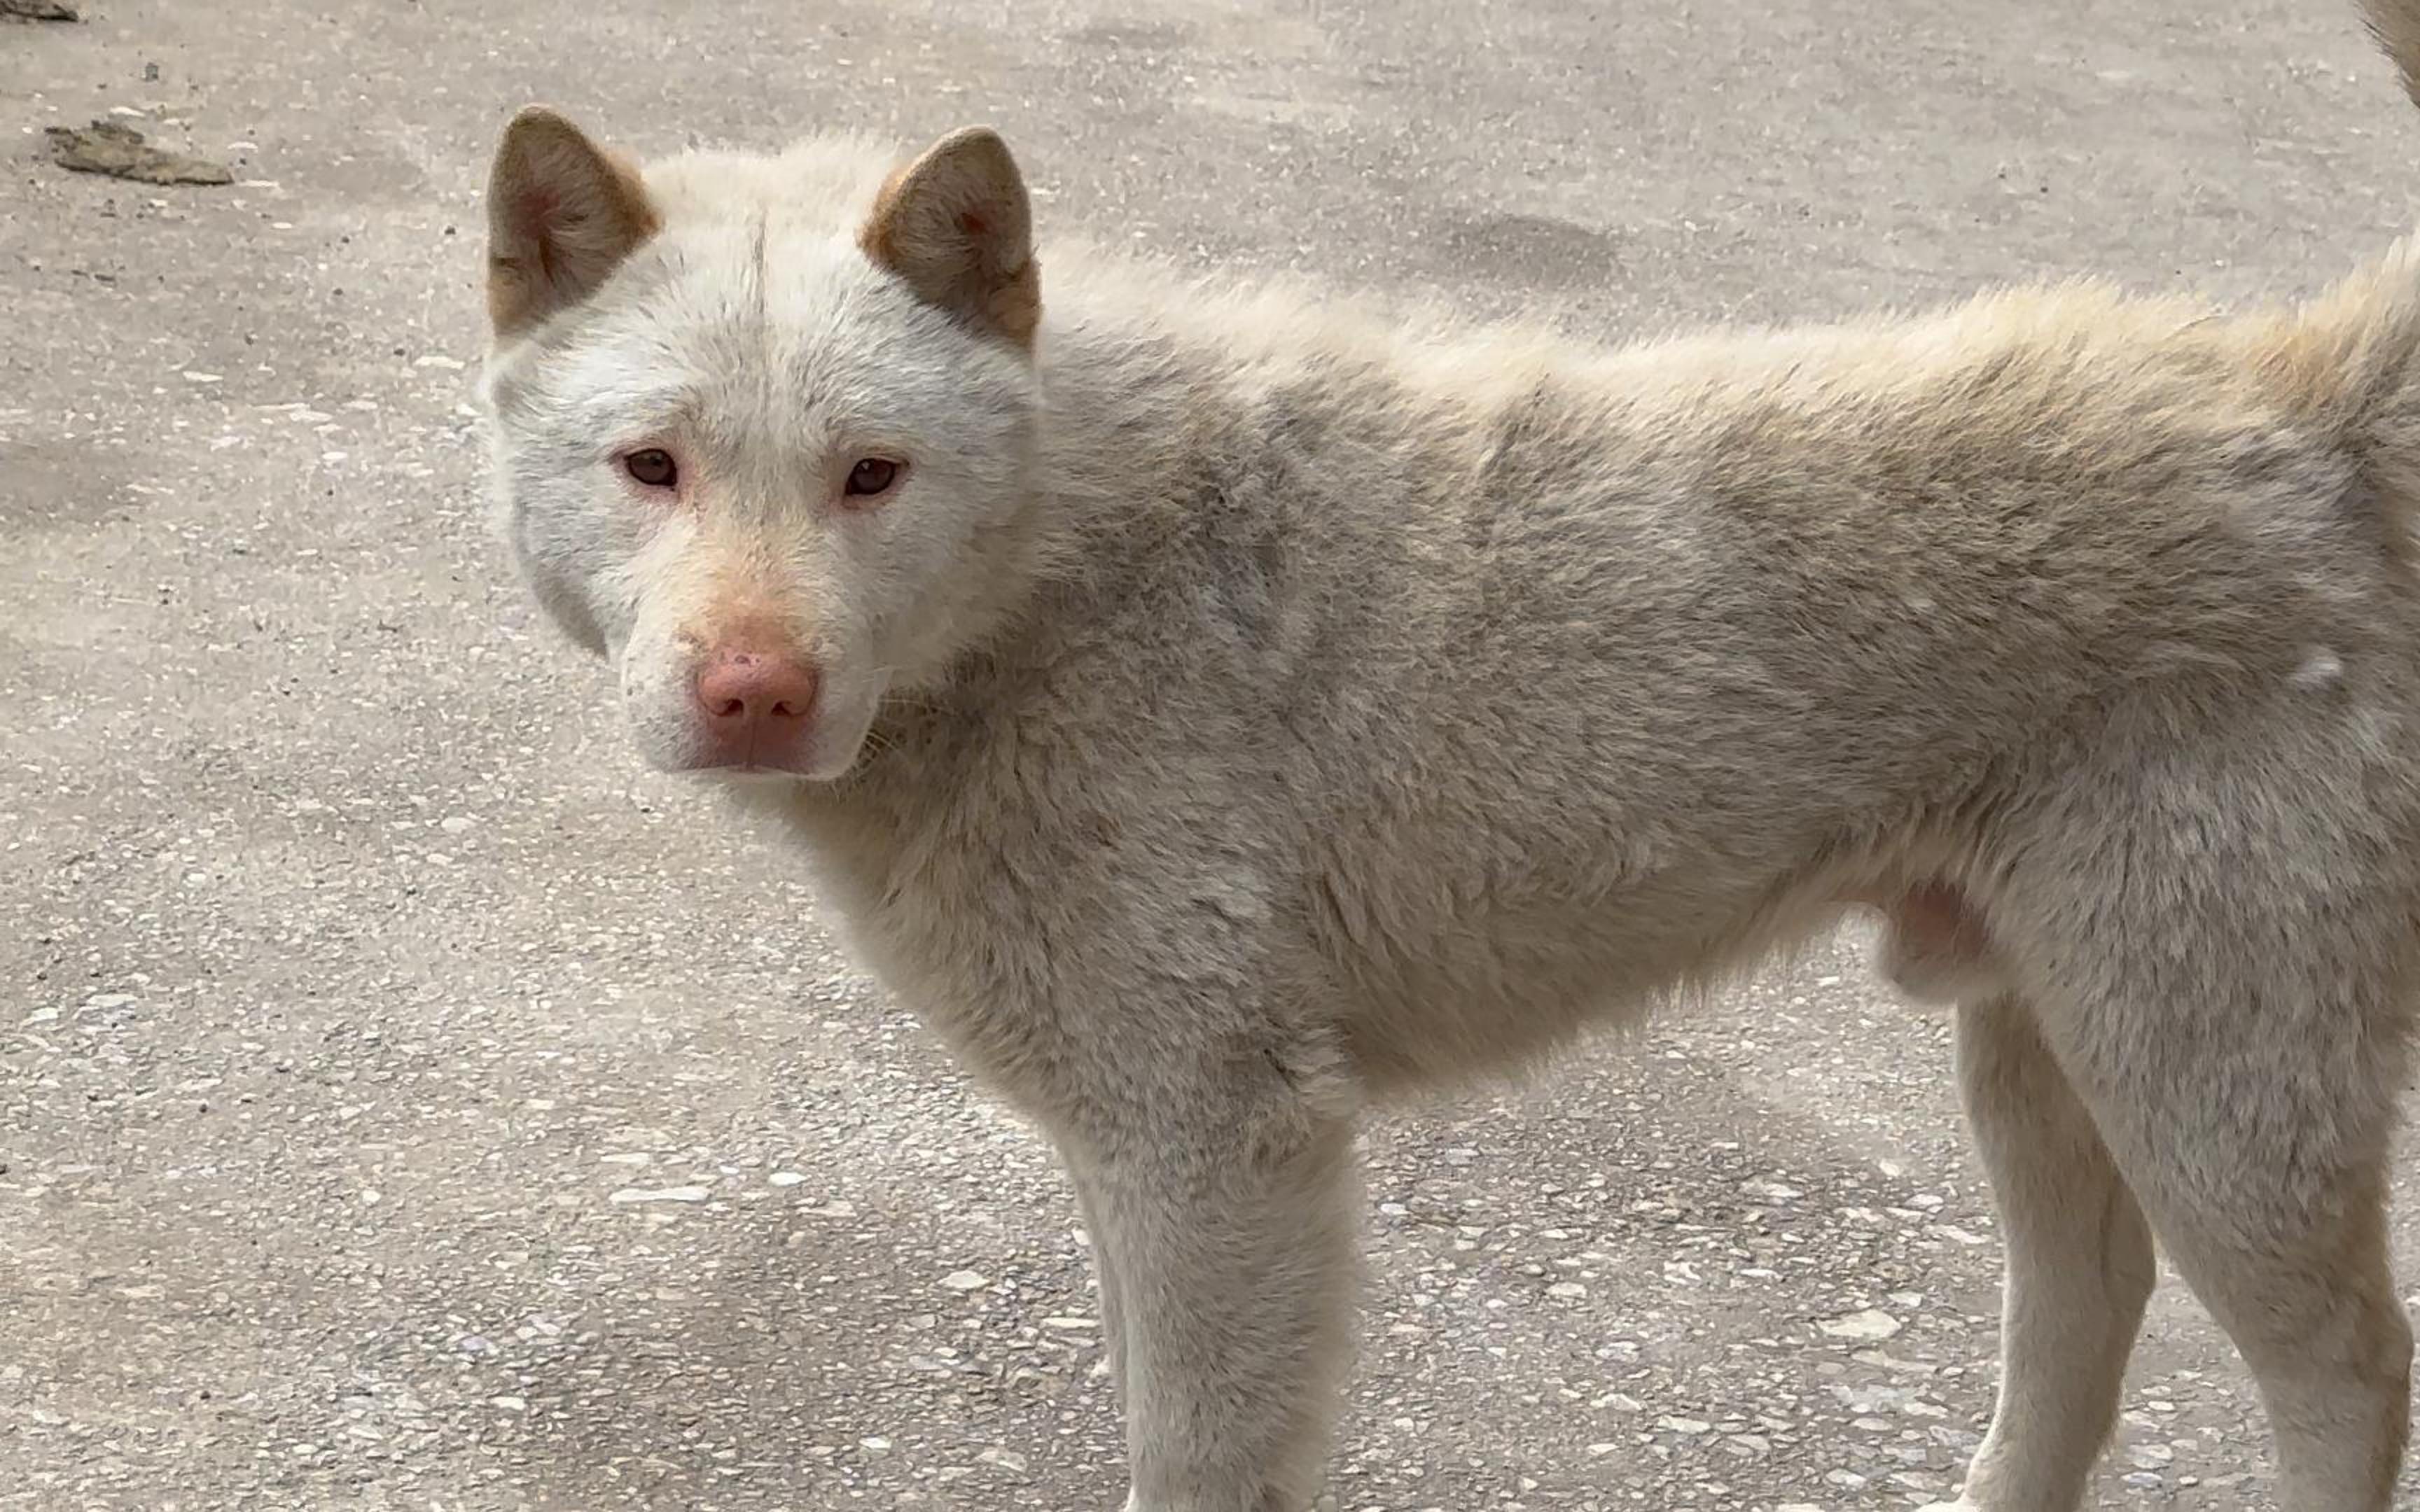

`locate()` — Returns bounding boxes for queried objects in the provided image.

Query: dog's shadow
[423,935,2290,1508]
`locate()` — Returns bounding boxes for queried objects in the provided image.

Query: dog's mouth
[652,744,851,783]
[646,712,875,785]
[690,760,825,783]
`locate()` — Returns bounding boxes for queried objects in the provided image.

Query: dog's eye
[844,458,900,499]
[624,449,678,489]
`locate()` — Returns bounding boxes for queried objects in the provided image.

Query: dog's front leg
[1064,1062,1361,1512]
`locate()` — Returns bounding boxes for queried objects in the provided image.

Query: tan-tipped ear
[859,127,1039,346]
[485,106,660,336]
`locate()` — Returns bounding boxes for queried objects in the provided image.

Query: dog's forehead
[644,136,898,232]
[620,136,914,345]
[512,230,995,457]
[642,216,896,334]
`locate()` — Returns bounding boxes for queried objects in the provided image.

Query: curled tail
[2342,8,2420,507]
[2364,0,2420,108]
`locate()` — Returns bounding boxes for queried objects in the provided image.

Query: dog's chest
[781,717,1242,1056]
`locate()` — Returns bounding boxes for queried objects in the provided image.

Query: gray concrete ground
[6,0,2420,1506]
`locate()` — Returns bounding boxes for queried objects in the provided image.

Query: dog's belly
[1316,872,1800,1092]
[1318,851,2005,1093]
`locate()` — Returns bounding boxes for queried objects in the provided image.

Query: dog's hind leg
[1995,749,2419,1509]
[2050,973,2410,1504]
[1071,1172,1132,1399]
[1923,992,2155,1512]
[2140,1156,2409,1509]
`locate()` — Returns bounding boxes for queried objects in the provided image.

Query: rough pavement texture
[6,1,2420,1507]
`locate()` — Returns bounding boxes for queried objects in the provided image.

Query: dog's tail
[2339,6,2420,508]
[2364,0,2420,108]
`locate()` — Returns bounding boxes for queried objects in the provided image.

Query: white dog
[479,5,2420,1505]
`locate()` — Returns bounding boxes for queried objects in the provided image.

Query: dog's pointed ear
[860,127,1040,346]
[485,106,660,336]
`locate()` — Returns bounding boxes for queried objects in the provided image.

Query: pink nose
[691,646,820,767]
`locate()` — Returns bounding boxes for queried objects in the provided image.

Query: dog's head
[479,108,1044,782]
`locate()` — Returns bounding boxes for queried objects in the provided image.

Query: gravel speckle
[608,1184,712,1204]
[1820,1309,1905,1342]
